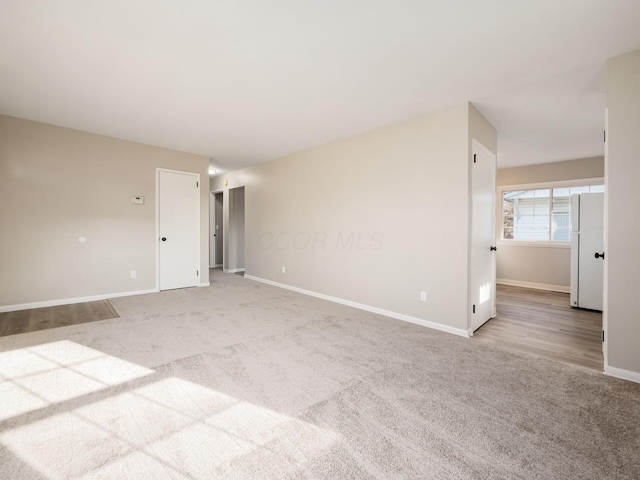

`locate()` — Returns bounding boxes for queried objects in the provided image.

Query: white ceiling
[1,1,640,172]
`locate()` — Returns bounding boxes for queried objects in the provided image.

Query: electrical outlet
[282,266,286,273]
[420,291,427,302]
[130,270,136,279]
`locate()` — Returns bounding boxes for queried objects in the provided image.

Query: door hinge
[197,181,199,188]
[473,154,477,163]
[197,270,199,276]
[604,131,606,143]
[472,305,476,314]
[602,330,605,342]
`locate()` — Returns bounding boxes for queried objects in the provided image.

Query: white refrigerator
[570,193,604,310]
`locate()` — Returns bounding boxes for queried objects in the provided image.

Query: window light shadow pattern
[0,341,152,422]
[0,341,339,479]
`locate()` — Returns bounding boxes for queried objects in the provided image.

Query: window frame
[497,177,604,248]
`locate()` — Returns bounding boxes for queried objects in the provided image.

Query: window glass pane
[533,204,549,216]
[552,228,570,241]
[503,189,550,241]
[502,196,514,241]
[551,188,571,242]
[552,213,570,229]
[551,213,570,241]
[502,185,603,243]
[570,186,589,195]
[534,189,550,199]
[552,188,570,214]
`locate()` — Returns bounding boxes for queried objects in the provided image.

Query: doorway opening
[210,191,224,269]
[472,175,605,371]
[226,186,245,274]
[473,286,603,370]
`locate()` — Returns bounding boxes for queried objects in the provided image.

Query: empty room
[1,1,640,479]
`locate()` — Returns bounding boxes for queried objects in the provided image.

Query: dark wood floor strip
[104,299,120,318]
[0,300,119,338]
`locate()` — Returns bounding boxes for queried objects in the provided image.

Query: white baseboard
[198,282,210,287]
[210,264,223,268]
[0,288,159,313]
[496,278,570,293]
[244,275,470,338]
[224,268,245,274]
[605,366,640,384]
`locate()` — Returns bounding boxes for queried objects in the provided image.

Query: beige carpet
[0,269,639,479]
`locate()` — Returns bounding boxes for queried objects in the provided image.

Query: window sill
[497,241,571,249]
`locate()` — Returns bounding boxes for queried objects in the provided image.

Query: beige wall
[212,103,496,333]
[606,50,640,375]
[497,247,572,288]
[496,156,604,290]
[498,156,604,185]
[0,115,209,308]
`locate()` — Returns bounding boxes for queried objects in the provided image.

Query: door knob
[490,246,497,251]
[161,237,167,242]
[595,252,604,259]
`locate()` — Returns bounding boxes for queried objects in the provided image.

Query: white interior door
[470,141,497,333]
[578,193,604,310]
[158,170,200,290]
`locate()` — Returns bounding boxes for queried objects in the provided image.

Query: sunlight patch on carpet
[0,341,152,421]
[0,341,339,479]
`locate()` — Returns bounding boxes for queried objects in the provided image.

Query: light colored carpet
[0,269,639,479]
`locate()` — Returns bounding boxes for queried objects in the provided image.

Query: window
[501,183,604,243]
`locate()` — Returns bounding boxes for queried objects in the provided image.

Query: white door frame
[469,139,497,333]
[603,108,609,368]
[214,192,216,268]
[156,168,201,291]
[225,186,246,274]
[210,189,223,268]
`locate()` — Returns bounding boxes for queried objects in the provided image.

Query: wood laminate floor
[473,284,603,371]
[0,300,119,338]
